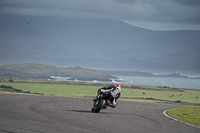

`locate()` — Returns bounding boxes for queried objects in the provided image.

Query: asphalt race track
[0,93,199,133]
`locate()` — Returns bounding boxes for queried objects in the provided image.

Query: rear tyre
[93,99,106,113]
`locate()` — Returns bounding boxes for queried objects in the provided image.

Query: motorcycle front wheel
[93,99,106,113]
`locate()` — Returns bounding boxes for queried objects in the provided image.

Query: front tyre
[93,99,106,113]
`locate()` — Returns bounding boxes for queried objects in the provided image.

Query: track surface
[0,93,199,133]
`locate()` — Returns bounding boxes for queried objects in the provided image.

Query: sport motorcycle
[91,90,118,113]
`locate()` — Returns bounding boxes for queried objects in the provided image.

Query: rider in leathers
[94,84,121,108]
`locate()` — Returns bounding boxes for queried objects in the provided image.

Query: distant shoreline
[98,70,200,79]
[1,63,200,84]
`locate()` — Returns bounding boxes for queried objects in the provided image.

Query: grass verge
[167,107,200,127]
[0,77,200,105]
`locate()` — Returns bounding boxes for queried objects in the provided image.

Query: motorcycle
[91,89,118,113]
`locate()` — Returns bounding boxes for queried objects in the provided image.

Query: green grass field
[167,107,200,127]
[0,78,200,105]
[0,82,98,97]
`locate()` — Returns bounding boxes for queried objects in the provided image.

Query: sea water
[51,75,200,89]
[116,76,200,89]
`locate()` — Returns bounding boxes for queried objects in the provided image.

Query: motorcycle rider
[93,84,121,108]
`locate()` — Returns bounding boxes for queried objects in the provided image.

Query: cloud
[1,0,200,30]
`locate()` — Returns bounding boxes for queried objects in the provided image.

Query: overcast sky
[1,0,200,31]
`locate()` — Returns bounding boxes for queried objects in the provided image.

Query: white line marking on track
[163,109,200,129]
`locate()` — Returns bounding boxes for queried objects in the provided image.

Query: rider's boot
[109,99,116,108]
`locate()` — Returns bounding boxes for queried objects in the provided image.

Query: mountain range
[1,14,200,75]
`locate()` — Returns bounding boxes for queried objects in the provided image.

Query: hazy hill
[0,63,194,81]
[0,63,116,81]
[0,67,35,78]
[1,14,200,75]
